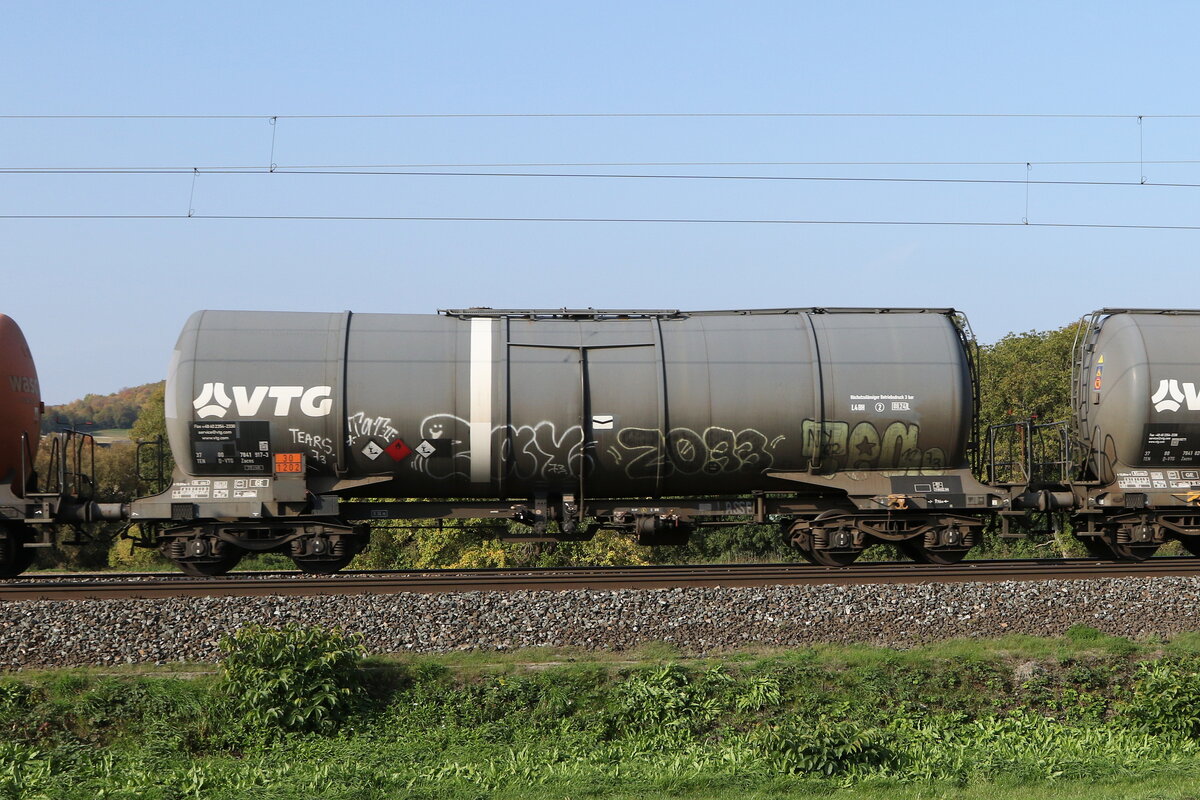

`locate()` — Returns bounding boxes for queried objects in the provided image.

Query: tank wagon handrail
[441,308,684,319]
[441,307,962,319]
[948,311,982,473]
[1069,310,1104,479]
[18,431,35,497]
[688,307,961,316]
[1094,308,1200,316]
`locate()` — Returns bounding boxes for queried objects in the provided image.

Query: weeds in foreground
[3,628,1200,798]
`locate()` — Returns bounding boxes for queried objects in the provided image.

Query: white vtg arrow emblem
[1151,378,1200,413]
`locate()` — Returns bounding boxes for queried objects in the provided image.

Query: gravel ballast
[0,576,1196,668]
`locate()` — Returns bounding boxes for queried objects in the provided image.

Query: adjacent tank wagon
[1068,309,1200,559]
[0,315,42,576]
[0,315,123,576]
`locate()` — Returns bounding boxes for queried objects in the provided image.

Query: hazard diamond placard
[386,438,413,461]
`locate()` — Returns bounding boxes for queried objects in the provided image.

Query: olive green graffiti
[801,419,947,471]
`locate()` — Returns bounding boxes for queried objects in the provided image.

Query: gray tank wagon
[128,307,999,574]
[1065,309,1200,559]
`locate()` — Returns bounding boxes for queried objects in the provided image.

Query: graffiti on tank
[402,415,783,483]
[505,421,589,481]
[611,426,784,480]
[415,414,469,479]
[410,414,589,482]
[345,412,399,443]
[288,427,334,466]
[801,419,946,472]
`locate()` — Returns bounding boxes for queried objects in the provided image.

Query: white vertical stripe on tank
[469,318,493,483]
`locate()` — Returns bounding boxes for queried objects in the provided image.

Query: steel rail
[5,558,1200,601]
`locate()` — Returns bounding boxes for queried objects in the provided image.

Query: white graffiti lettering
[615,426,781,480]
[346,411,399,443]
[405,414,784,484]
[506,421,589,481]
[288,427,334,465]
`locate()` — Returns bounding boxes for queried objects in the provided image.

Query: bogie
[0,524,36,579]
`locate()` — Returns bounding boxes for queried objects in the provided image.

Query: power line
[2,113,1199,120]
[1,213,1197,230]
[3,166,1198,189]
[2,160,1192,170]
[5,160,1200,170]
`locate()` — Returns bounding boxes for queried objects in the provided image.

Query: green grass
[6,630,1200,798]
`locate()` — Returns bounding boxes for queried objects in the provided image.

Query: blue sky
[4,1,1199,402]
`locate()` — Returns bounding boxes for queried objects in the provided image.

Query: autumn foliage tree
[42,382,161,433]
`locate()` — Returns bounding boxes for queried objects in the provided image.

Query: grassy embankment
[5,626,1200,798]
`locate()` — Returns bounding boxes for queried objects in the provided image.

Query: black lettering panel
[1141,423,1200,466]
[190,421,272,474]
[889,475,965,509]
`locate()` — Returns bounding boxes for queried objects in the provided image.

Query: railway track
[5,557,1200,600]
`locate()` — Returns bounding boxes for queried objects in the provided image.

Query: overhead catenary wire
[2,166,1199,189]
[2,214,1199,231]
[3,114,1192,228]
[3,112,1200,119]
[5,160,1200,170]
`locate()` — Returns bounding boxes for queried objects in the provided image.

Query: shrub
[1122,659,1200,738]
[616,665,731,737]
[754,714,892,776]
[219,624,367,735]
[107,530,169,569]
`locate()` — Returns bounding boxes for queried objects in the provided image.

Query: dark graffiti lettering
[802,419,946,472]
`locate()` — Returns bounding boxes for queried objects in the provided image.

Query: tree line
[42,382,163,433]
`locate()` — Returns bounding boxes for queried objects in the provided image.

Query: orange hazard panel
[275,453,304,474]
[0,315,41,488]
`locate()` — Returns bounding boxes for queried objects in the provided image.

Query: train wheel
[899,541,970,565]
[1081,538,1117,559]
[1081,537,1158,561]
[0,524,36,578]
[175,550,244,577]
[1105,543,1159,561]
[787,516,862,567]
[801,547,862,567]
[290,554,355,574]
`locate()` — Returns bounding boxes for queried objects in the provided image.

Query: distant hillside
[42,382,164,434]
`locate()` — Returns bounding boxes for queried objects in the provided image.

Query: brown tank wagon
[0,315,123,576]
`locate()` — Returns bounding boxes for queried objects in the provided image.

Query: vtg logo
[193,383,334,419]
[1151,379,1200,413]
